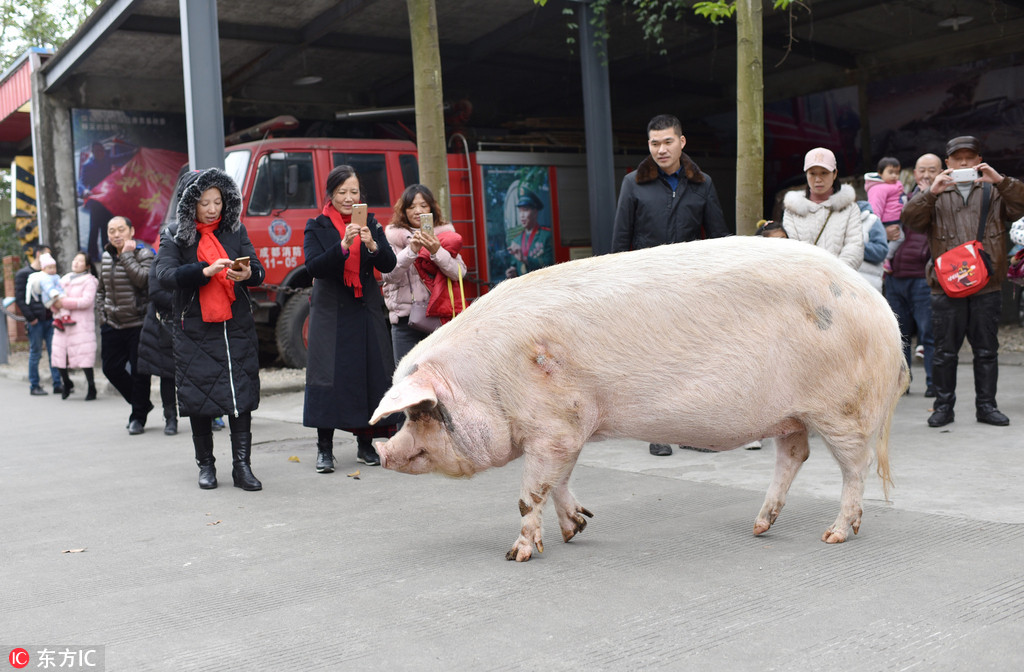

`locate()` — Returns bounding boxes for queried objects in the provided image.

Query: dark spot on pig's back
[829,282,843,298]
[808,305,833,331]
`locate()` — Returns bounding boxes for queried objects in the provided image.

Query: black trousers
[100,324,152,423]
[930,291,1002,413]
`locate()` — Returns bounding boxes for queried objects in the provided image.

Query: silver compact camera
[950,168,980,183]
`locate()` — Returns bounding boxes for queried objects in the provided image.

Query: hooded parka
[302,210,400,430]
[154,168,265,418]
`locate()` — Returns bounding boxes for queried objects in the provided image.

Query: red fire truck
[168,134,634,367]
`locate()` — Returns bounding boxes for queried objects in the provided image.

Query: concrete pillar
[575,0,617,256]
[29,52,79,269]
[180,0,225,171]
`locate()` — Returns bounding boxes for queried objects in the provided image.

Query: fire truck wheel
[276,288,311,369]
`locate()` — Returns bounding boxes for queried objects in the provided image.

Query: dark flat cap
[946,135,981,156]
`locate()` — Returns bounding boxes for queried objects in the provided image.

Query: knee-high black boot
[194,434,217,489]
[231,432,263,491]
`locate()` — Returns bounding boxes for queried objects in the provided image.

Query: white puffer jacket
[782,184,864,269]
[381,223,466,323]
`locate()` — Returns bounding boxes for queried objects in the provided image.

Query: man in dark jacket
[903,136,1024,428]
[889,153,941,398]
[97,215,154,434]
[13,244,62,395]
[611,113,729,456]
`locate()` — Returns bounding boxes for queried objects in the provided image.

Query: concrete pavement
[1,352,1022,671]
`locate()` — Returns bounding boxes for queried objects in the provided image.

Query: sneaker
[53,318,64,332]
[212,417,225,431]
[915,345,924,360]
[356,443,380,466]
[30,386,48,396]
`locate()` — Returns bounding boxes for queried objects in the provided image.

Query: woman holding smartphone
[303,165,400,473]
[155,168,266,491]
[382,184,466,366]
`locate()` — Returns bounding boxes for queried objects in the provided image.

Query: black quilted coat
[136,259,176,379]
[154,168,265,418]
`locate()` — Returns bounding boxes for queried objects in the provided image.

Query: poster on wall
[480,164,555,286]
[71,109,188,260]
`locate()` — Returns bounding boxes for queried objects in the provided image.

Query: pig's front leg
[506,441,582,562]
[552,480,593,543]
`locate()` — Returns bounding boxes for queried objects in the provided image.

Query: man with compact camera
[903,136,1024,428]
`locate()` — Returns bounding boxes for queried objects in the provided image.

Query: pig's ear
[370,377,438,424]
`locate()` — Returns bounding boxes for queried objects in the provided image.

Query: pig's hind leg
[820,435,872,543]
[754,429,809,536]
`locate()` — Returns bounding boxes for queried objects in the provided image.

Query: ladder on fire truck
[447,132,483,293]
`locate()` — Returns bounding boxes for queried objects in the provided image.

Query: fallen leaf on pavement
[347,470,360,479]
[207,520,221,526]
[288,456,301,462]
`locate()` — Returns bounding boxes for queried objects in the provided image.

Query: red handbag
[934,182,993,299]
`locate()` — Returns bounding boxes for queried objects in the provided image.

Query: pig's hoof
[559,506,594,543]
[753,503,781,536]
[821,527,848,544]
[753,519,771,536]
[506,541,533,562]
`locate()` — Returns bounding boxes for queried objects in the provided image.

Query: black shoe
[53,385,63,396]
[927,409,955,428]
[924,386,937,398]
[85,385,97,401]
[649,443,672,456]
[357,443,380,466]
[679,445,716,453]
[164,417,178,435]
[128,420,145,435]
[316,444,335,473]
[30,386,48,396]
[977,408,1009,426]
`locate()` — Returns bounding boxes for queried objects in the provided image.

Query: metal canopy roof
[30,0,1024,141]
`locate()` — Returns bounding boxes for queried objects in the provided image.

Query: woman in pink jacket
[50,251,100,400]
[381,185,466,366]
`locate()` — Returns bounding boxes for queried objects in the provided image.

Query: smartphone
[950,168,979,183]
[351,203,368,227]
[231,256,250,271]
[419,212,434,236]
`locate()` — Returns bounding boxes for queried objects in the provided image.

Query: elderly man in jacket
[611,113,729,455]
[97,216,155,434]
[903,136,1024,428]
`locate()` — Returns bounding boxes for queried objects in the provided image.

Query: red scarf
[195,219,235,322]
[322,203,362,298]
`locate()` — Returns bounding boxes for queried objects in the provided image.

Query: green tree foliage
[0,0,102,70]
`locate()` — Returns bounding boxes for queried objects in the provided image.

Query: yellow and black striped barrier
[13,155,38,259]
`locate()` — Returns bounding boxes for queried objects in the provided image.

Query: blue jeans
[26,320,60,390]
[885,276,933,389]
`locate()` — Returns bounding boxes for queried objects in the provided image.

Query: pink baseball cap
[803,147,837,172]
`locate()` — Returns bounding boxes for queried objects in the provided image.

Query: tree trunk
[406,0,450,219]
[735,0,763,236]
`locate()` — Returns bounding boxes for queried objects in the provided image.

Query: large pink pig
[371,236,907,562]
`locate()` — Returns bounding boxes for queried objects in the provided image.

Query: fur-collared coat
[611,153,729,252]
[782,184,864,269]
[302,210,401,432]
[154,168,265,418]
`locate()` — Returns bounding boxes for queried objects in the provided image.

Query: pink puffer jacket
[382,223,466,324]
[50,272,99,369]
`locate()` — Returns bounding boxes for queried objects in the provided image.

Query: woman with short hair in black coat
[155,168,266,491]
[303,164,401,472]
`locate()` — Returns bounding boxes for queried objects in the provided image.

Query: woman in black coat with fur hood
[155,168,266,491]
[303,165,401,472]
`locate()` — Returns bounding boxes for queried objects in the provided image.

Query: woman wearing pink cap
[781,147,863,269]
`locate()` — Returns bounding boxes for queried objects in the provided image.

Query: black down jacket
[154,168,266,418]
[135,257,176,379]
[611,153,729,252]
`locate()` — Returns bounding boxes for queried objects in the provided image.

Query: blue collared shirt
[658,166,684,192]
